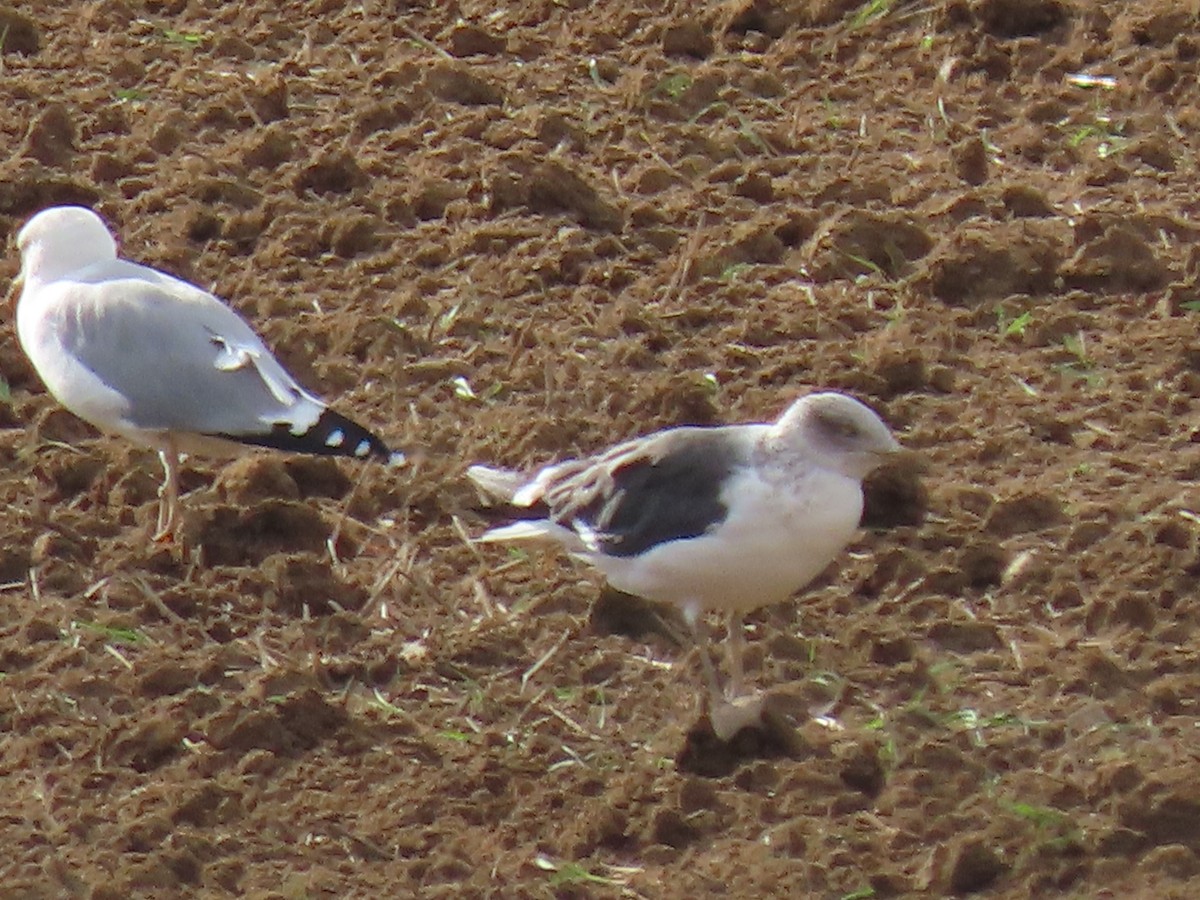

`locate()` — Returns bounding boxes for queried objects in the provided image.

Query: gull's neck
[753,423,818,477]
[757,416,861,483]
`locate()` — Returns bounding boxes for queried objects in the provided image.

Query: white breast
[587,464,864,615]
[17,281,135,439]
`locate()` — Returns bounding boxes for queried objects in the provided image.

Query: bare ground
[2,0,1200,896]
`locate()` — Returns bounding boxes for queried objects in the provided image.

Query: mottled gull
[468,392,903,717]
[13,205,401,540]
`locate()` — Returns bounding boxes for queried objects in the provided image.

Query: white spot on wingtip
[325,429,345,448]
[354,439,372,457]
[387,451,407,468]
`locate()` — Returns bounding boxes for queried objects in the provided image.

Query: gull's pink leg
[726,612,747,700]
[153,439,181,542]
[683,604,725,704]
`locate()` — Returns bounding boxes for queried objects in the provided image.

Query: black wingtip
[216,409,403,465]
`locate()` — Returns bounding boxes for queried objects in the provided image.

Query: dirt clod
[946,836,1007,892]
[3,2,1199,897]
[663,22,714,59]
[974,0,1068,37]
[260,553,367,615]
[1061,224,1175,293]
[293,150,368,196]
[425,63,504,106]
[22,103,75,167]
[527,160,624,232]
[449,23,505,57]
[953,136,989,186]
[0,6,40,55]
[985,492,1065,537]
[807,209,934,281]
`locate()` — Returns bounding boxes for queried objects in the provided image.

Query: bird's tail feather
[477,519,587,552]
[466,465,528,503]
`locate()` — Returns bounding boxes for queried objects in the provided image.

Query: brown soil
[3,0,1200,896]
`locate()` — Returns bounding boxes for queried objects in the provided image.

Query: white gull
[13,205,402,540]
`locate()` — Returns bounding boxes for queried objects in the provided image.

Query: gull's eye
[821,414,859,440]
[815,409,862,442]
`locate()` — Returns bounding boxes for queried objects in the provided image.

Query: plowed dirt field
[3,1,1200,896]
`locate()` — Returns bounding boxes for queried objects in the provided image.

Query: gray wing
[54,269,322,437]
[540,426,755,558]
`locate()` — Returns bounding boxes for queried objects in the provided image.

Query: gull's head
[771,391,902,480]
[15,206,118,291]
